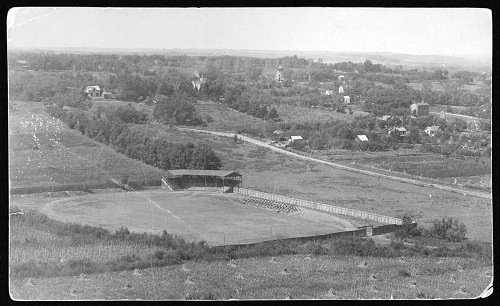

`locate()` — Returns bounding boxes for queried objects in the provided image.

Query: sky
[6,7,492,58]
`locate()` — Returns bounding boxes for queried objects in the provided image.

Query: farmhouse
[162,170,242,192]
[425,125,441,137]
[343,96,351,104]
[325,90,334,96]
[192,76,206,91]
[84,86,102,98]
[338,85,344,94]
[275,65,284,82]
[388,127,407,137]
[410,102,430,116]
[356,135,369,142]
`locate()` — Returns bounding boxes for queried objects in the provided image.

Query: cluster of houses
[324,75,352,105]
[84,86,117,100]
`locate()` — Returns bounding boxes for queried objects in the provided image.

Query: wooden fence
[234,187,402,225]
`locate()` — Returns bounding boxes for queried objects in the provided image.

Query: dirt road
[178,127,491,200]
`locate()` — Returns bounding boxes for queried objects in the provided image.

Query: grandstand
[162,170,242,192]
[240,196,300,213]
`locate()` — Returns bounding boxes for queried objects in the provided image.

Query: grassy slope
[8,101,165,188]
[193,101,268,131]
[10,254,491,300]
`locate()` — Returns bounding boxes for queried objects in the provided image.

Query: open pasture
[40,190,361,246]
[194,101,268,131]
[273,104,369,124]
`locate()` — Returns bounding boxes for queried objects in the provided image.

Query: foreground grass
[10,254,492,300]
[10,207,491,284]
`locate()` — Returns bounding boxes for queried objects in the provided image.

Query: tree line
[46,106,222,171]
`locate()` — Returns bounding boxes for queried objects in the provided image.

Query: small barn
[410,102,430,116]
[102,91,117,99]
[388,127,407,137]
[355,135,369,142]
[286,135,305,148]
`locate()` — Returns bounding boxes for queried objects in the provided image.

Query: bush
[426,217,467,242]
[393,213,421,239]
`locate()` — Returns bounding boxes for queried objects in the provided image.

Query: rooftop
[426,125,441,131]
[165,170,242,178]
[85,85,101,91]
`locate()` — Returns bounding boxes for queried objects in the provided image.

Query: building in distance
[410,102,430,116]
[424,125,441,137]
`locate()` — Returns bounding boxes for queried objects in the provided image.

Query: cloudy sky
[7,7,492,58]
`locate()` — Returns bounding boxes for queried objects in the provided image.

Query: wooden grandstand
[162,169,242,192]
[240,196,300,213]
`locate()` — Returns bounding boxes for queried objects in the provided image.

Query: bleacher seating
[240,196,300,213]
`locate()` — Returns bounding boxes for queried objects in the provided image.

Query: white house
[425,125,441,137]
[343,96,351,104]
[84,86,102,98]
[325,90,334,96]
[338,85,344,94]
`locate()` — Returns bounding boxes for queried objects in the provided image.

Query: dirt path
[178,128,491,199]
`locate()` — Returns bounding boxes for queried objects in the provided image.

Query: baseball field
[39,190,370,246]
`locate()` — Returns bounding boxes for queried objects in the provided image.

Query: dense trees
[153,94,203,126]
[100,104,149,124]
[47,107,222,171]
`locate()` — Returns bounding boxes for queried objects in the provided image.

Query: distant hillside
[7,47,491,72]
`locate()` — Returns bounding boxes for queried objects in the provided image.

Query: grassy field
[193,101,268,132]
[10,254,492,300]
[37,190,367,246]
[89,100,153,113]
[8,101,165,189]
[273,104,369,123]
[310,147,491,191]
[405,81,488,93]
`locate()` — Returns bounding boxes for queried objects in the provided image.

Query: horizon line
[7,46,491,60]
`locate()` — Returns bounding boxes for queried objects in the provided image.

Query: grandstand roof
[165,170,242,178]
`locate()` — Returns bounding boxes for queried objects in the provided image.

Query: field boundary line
[178,127,491,200]
[235,187,402,225]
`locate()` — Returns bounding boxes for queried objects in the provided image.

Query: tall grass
[9,207,492,279]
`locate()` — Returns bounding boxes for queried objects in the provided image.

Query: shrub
[426,217,467,242]
[393,213,421,239]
